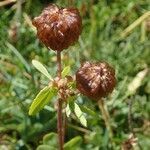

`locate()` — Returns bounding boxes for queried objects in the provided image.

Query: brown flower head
[32,4,82,51]
[76,62,116,100]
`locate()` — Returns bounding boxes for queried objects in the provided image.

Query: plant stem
[15,0,23,39]
[57,98,64,150]
[63,111,67,144]
[57,51,64,150]
[98,99,113,141]
[57,51,62,78]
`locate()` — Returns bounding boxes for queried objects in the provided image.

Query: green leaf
[74,103,82,118]
[74,103,87,127]
[6,42,30,72]
[62,66,70,78]
[79,115,87,127]
[32,59,52,80]
[65,104,71,118]
[36,133,58,150]
[37,145,57,150]
[43,133,58,147]
[80,105,99,118]
[29,86,57,115]
[64,136,82,150]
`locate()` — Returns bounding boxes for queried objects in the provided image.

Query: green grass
[0,0,150,149]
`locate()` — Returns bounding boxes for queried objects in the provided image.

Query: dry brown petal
[33,4,82,51]
[76,61,116,100]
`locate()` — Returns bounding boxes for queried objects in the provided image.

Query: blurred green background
[0,0,150,149]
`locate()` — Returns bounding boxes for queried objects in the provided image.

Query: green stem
[121,11,150,38]
[98,99,114,143]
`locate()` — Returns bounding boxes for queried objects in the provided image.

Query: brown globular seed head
[76,61,116,100]
[32,4,82,51]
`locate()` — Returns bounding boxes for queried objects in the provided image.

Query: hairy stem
[98,99,113,141]
[57,51,64,150]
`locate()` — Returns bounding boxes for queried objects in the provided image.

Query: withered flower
[33,4,82,51]
[76,62,116,100]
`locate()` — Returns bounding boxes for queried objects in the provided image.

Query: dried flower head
[76,61,116,100]
[33,4,82,51]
